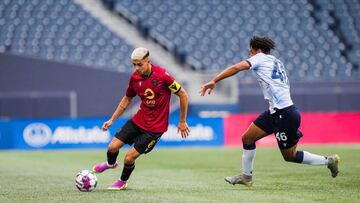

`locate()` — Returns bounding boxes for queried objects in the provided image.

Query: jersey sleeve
[125,78,136,97]
[164,70,181,94]
[247,54,262,70]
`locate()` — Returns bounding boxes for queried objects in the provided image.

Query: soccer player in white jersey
[200,36,340,186]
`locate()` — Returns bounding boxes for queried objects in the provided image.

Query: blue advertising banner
[0,120,13,149]
[10,118,126,150]
[158,117,224,147]
[0,117,223,150]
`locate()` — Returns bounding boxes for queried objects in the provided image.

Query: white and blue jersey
[246,53,293,114]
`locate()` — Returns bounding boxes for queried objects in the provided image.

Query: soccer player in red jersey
[93,47,190,190]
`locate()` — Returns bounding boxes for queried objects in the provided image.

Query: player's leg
[225,110,273,186]
[108,147,141,190]
[280,142,340,177]
[225,122,270,186]
[122,147,141,180]
[93,137,124,173]
[242,122,269,175]
[280,135,328,164]
[109,131,162,190]
[93,120,138,173]
[277,106,340,177]
[108,137,125,164]
[117,131,161,182]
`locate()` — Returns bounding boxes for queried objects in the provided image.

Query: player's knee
[242,136,255,145]
[108,143,119,153]
[124,154,136,165]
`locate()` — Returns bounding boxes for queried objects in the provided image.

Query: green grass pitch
[0,145,359,203]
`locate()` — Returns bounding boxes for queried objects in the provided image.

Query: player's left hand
[200,80,216,96]
[178,121,190,138]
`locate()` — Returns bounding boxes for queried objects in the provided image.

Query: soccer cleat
[92,162,118,173]
[107,180,128,190]
[327,154,340,178]
[225,174,253,187]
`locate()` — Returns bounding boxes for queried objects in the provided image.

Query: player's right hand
[102,120,113,131]
[177,121,190,138]
[199,80,216,96]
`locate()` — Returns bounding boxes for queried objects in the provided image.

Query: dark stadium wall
[1,53,359,119]
[0,53,131,119]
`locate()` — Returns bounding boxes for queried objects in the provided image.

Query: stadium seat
[109,0,359,80]
[0,0,135,73]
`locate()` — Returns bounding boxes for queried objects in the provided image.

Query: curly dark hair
[249,36,275,54]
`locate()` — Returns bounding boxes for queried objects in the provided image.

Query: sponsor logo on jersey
[144,88,156,106]
[146,100,156,105]
[152,79,157,86]
[144,88,155,99]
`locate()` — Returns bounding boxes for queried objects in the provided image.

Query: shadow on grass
[93,188,135,193]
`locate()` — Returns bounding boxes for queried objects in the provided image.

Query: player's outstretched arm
[102,96,133,131]
[175,88,190,138]
[200,60,250,96]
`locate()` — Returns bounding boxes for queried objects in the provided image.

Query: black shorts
[115,119,163,154]
[253,105,303,149]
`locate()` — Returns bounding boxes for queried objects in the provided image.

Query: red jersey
[126,65,181,133]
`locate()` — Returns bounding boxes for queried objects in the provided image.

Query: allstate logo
[23,123,52,148]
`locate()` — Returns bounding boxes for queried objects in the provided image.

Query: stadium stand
[1,0,358,80]
[0,0,134,73]
[310,0,360,74]
[1,0,359,118]
[107,0,359,81]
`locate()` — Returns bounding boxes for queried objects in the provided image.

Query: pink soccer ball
[75,170,98,192]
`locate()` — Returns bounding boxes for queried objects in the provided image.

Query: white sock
[107,162,117,167]
[302,151,328,165]
[242,149,256,176]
